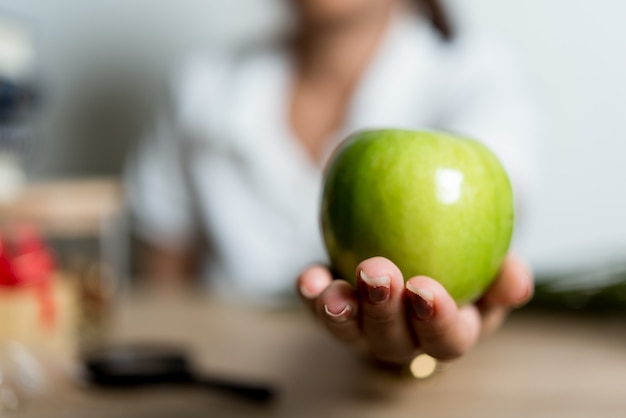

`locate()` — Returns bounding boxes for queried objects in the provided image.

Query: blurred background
[0,0,625,414]
[0,0,624,277]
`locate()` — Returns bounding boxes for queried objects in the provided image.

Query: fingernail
[324,304,352,323]
[406,283,434,320]
[359,270,390,304]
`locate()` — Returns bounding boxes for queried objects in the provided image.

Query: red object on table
[0,224,57,329]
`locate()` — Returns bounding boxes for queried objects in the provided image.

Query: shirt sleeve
[124,101,197,251]
[124,52,233,251]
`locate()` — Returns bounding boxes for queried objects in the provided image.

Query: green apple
[320,129,514,305]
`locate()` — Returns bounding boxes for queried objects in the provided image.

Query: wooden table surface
[17,293,626,418]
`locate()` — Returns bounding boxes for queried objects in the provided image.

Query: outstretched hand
[297,254,533,366]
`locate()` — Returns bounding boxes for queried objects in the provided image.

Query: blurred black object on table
[82,344,277,403]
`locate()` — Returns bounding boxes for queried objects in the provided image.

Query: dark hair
[415,0,455,41]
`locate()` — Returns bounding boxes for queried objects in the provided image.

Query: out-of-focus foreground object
[0,224,75,413]
[0,178,126,414]
[0,178,127,341]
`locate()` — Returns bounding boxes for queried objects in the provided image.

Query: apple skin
[320,129,514,305]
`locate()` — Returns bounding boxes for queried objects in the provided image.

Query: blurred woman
[127,0,535,366]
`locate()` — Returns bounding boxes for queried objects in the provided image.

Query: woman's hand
[297,254,533,366]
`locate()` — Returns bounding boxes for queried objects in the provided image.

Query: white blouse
[126,12,537,304]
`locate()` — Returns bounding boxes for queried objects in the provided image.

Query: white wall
[2,0,626,272]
